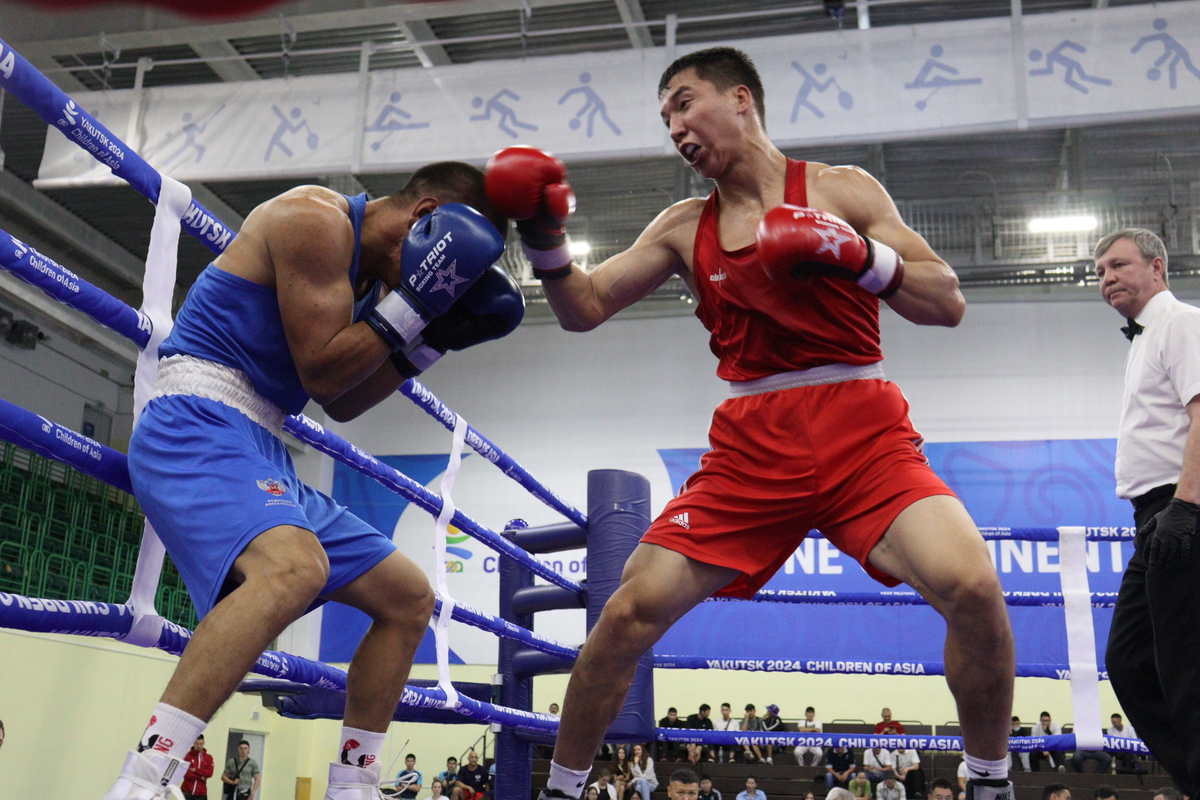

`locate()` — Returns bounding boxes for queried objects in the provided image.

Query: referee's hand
[1143,497,1200,569]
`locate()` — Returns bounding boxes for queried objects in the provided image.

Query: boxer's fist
[395,264,525,377]
[757,205,904,298]
[367,203,505,351]
[485,146,575,276]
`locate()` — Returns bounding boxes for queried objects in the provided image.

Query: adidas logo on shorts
[669,512,691,529]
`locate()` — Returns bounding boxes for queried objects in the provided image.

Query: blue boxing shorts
[127,366,396,618]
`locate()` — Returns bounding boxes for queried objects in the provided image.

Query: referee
[1096,228,1200,795]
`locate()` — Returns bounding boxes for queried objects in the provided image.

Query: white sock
[138,703,206,761]
[964,754,1009,781]
[547,761,591,798]
[339,726,387,769]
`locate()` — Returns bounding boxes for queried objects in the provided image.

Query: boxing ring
[0,35,1153,798]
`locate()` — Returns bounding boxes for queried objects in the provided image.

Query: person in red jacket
[875,708,907,735]
[181,736,215,800]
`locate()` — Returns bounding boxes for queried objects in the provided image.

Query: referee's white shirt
[1116,290,1200,499]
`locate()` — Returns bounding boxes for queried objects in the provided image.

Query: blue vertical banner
[656,439,1132,675]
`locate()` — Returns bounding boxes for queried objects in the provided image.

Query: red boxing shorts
[641,377,955,598]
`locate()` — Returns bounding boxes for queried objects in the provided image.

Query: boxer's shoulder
[807,163,891,229]
[648,196,705,243]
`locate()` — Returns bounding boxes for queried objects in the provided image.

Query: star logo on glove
[812,222,857,260]
[430,260,469,297]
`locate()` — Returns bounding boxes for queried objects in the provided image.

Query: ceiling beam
[613,0,654,49]
[0,170,144,289]
[189,40,262,82]
[14,0,598,61]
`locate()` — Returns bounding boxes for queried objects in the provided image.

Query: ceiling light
[569,241,591,256]
[1028,215,1098,233]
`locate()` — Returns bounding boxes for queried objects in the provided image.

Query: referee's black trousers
[1107,488,1200,795]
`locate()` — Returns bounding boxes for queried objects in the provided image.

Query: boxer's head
[390,161,509,241]
[658,47,766,178]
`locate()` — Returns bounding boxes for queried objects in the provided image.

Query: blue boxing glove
[367,203,505,351]
[393,264,525,377]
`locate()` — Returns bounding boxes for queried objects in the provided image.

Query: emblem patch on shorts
[256,478,287,496]
[669,512,691,529]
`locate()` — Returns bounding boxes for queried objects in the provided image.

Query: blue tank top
[160,193,380,416]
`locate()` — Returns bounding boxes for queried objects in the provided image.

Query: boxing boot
[102,750,185,800]
[325,761,387,800]
[965,778,1014,800]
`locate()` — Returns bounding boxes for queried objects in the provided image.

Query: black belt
[1132,483,1177,512]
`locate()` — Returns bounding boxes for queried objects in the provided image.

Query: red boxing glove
[756,205,904,298]
[484,146,576,278]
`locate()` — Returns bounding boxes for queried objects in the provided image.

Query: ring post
[587,469,656,742]
[496,520,538,800]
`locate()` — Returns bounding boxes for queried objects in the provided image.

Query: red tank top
[691,158,883,382]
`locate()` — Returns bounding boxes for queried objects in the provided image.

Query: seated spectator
[610,744,632,800]
[828,790,857,800]
[793,707,824,767]
[875,709,905,735]
[659,708,687,762]
[894,747,925,799]
[1030,712,1064,773]
[863,747,894,784]
[1071,748,1112,774]
[686,704,715,730]
[589,770,618,800]
[698,776,722,800]
[848,771,872,800]
[737,777,766,800]
[457,751,489,800]
[826,747,857,790]
[1094,787,1118,800]
[1009,717,1031,773]
[1106,713,1140,774]
[878,775,907,800]
[956,759,967,800]
[741,704,766,764]
[714,702,739,765]
[585,788,601,800]
[438,758,462,800]
[1152,788,1184,800]
[430,779,447,800]
[396,754,422,799]
[761,704,783,765]
[928,778,954,800]
[669,769,701,800]
[685,743,709,767]
[630,743,659,800]
[805,794,816,800]
[1043,784,1071,800]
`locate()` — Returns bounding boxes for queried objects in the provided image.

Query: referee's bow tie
[1121,318,1144,341]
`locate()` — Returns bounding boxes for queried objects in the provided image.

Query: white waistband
[153,355,285,436]
[729,362,886,397]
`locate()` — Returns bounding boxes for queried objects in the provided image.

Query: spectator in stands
[222,741,260,800]
[714,702,738,764]
[181,735,214,800]
[610,744,632,800]
[430,779,447,800]
[668,769,701,800]
[928,777,954,800]
[794,707,824,767]
[458,750,489,800]
[761,704,783,764]
[438,756,462,800]
[660,707,688,761]
[805,793,816,800]
[1042,784,1070,800]
[1152,788,1183,800]
[589,770,618,800]
[699,776,721,800]
[826,746,857,790]
[1094,787,1118,800]
[686,704,714,730]
[878,774,906,800]
[848,771,872,800]
[630,743,659,800]
[1030,712,1065,773]
[1106,713,1139,774]
[550,703,561,716]
[736,777,766,800]
[1071,747,1112,774]
[742,704,767,764]
[863,747,894,784]
[956,758,967,800]
[828,789,857,800]
[396,753,422,799]
[875,709,905,735]
[1010,717,1031,773]
[894,746,925,799]
[585,787,601,800]
[685,743,709,767]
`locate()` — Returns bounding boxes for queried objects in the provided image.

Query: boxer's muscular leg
[324,550,436,732]
[553,544,740,770]
[160,525,330,719]
[868,495,1014,761]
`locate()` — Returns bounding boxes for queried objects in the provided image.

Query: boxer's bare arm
[812,165,965,327]
[270,197,394,406]
[542,199,702,331]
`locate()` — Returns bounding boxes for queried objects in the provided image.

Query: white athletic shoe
[102,750,186,800]
[765,757,774,764]
[964,779,1014,800]
[325,761,387,800]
